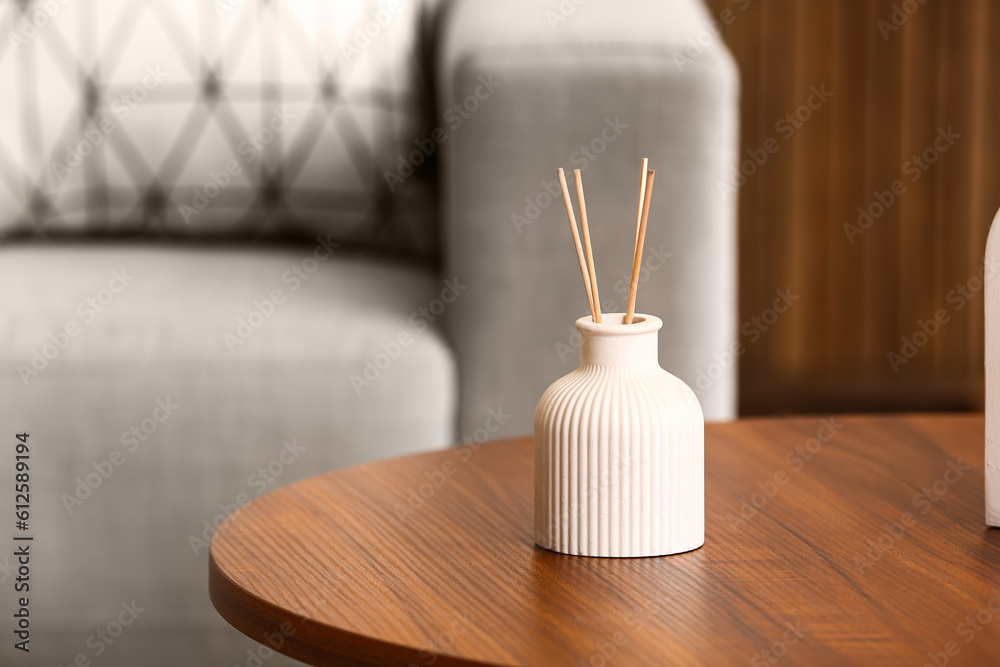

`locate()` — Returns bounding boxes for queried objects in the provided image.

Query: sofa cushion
[0,0,437,259]
[0,242,457,665]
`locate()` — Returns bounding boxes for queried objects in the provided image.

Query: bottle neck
[575,313,662,368]
[580,331,658,367]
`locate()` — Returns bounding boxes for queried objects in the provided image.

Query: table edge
[209,542,507,667]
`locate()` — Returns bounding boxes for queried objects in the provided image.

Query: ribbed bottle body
[534,314,704,557]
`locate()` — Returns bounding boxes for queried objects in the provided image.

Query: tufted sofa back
[0,0,438,259]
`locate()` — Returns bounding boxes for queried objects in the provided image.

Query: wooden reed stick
[625,169,655,324]
[632,158,649,255]
[557,168,597,320]
[574,169,602,324]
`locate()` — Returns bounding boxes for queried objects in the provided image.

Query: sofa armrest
[437,0,740,438]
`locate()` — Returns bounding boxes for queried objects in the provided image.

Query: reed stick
[574,169,602,324]
[557,168,597,320]
[632,158,649,255]
[625,169,655,324]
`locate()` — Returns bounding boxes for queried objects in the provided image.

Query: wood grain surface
[702,0,1000,415]
[210,415,1000,666]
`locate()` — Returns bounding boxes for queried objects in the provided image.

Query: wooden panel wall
[704,0,1000,414]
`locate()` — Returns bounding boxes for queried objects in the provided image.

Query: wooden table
[210,415,1000,666]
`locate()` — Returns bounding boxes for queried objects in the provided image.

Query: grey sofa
[0,0,736,664]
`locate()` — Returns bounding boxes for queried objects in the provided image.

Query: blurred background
[1,0,998,665]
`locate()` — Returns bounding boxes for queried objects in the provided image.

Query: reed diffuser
[534,159,705,558]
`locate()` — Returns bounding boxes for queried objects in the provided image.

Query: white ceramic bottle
[534,313,705,557]
[985,206,1000,527]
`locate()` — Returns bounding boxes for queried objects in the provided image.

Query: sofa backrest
[0,0,437,260]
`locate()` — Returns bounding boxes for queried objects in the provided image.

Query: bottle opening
[575,313,662,337]
[599,315,645,325]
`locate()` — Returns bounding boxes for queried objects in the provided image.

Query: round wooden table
[210,415,1000,666]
